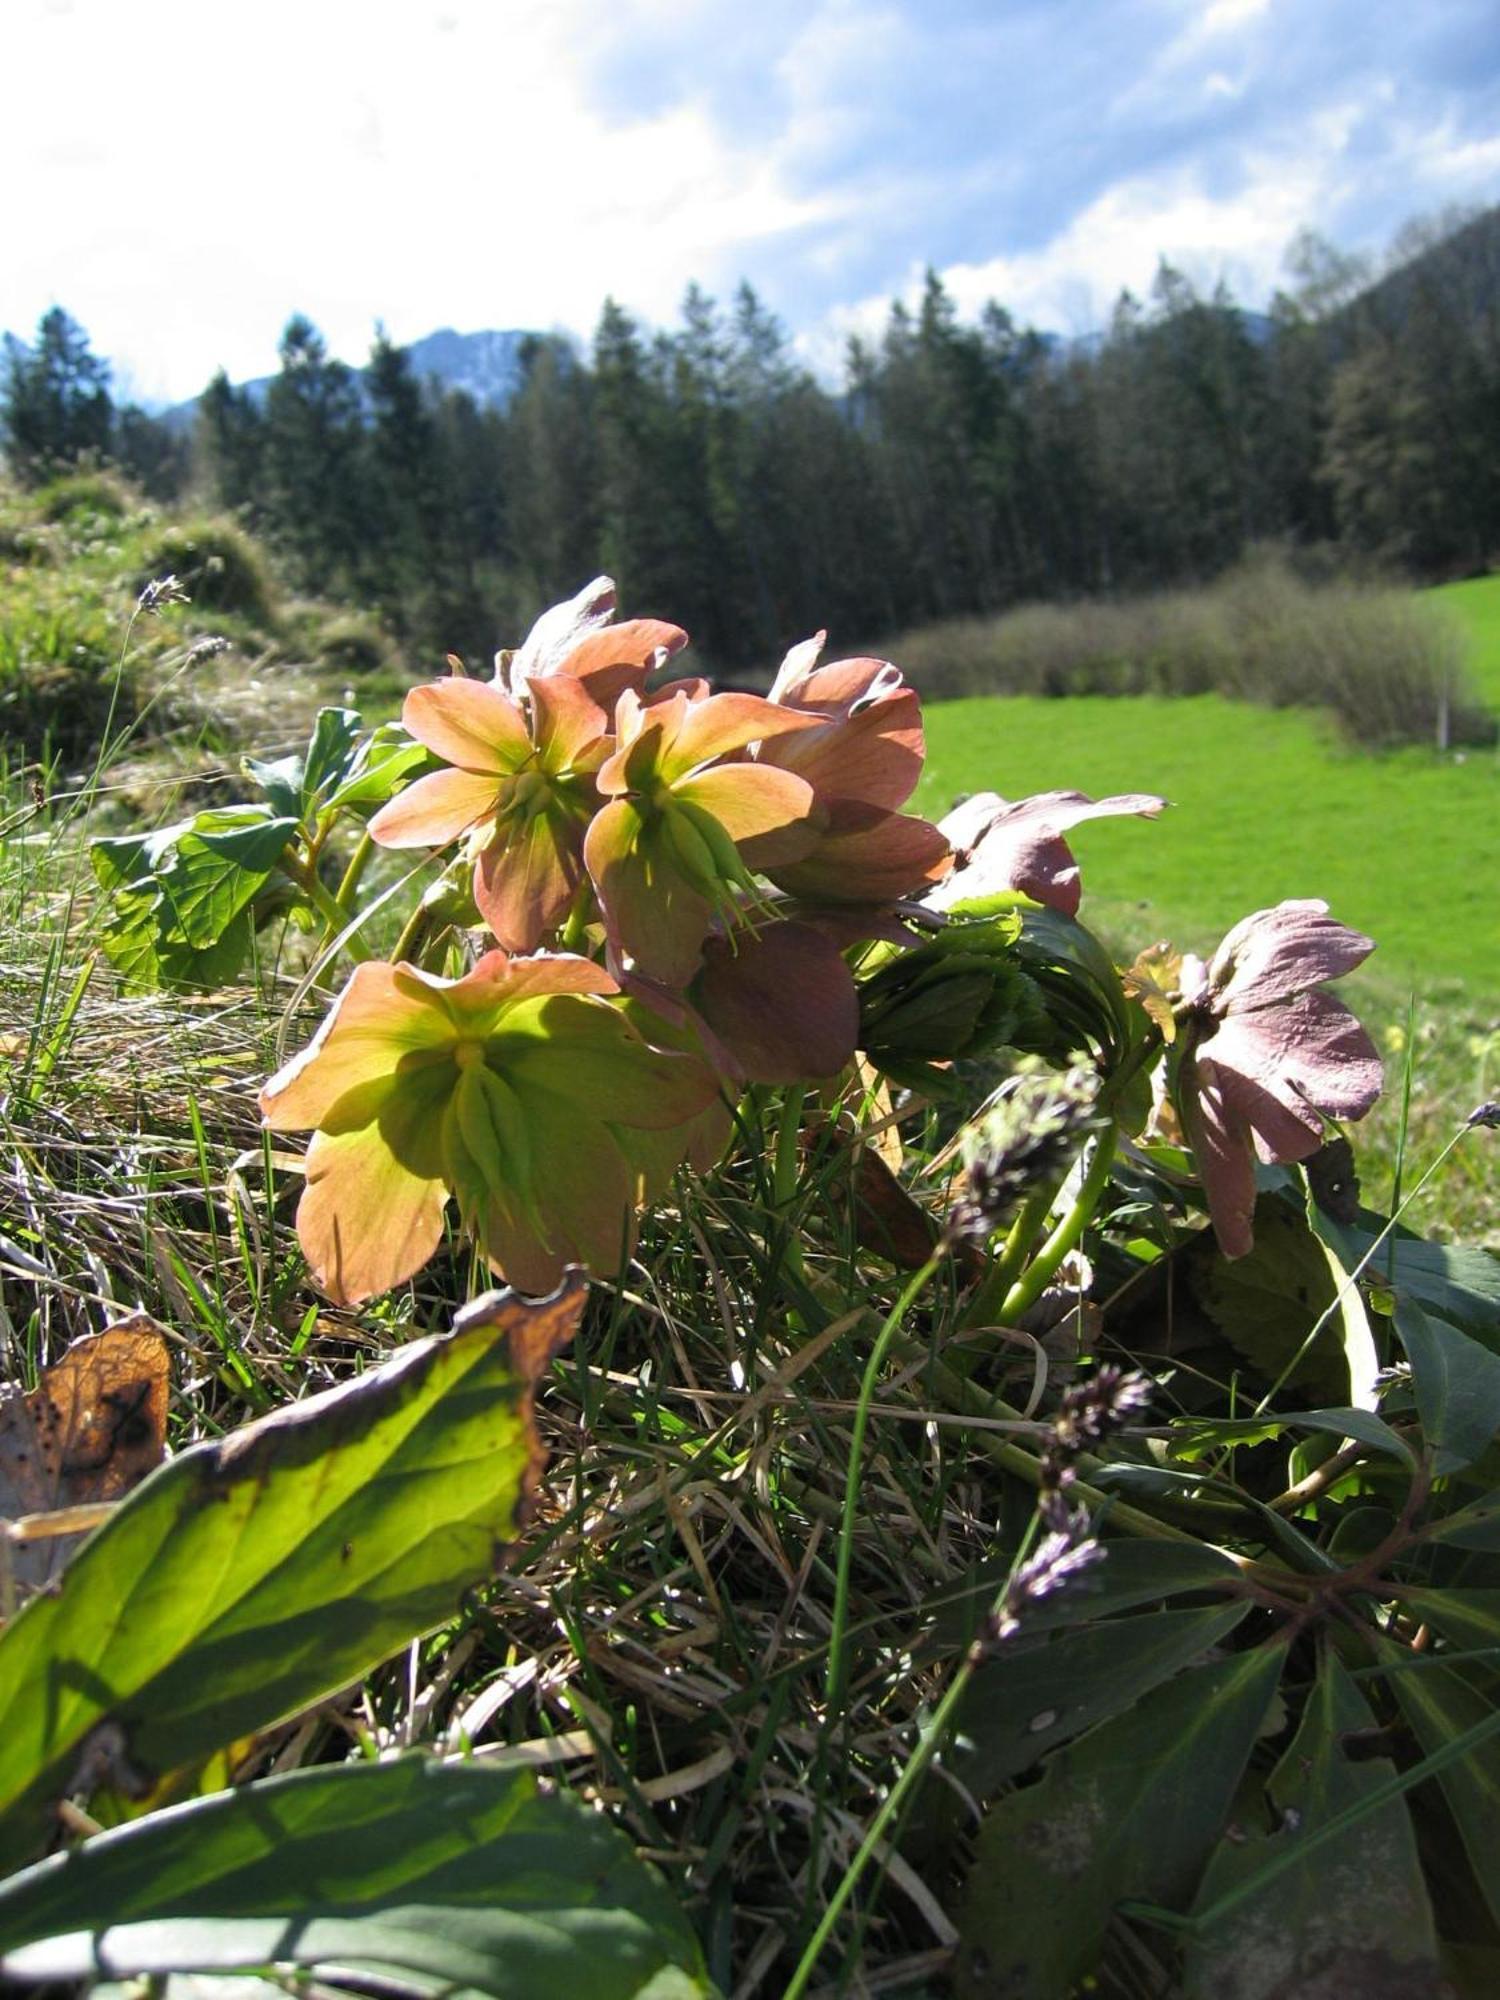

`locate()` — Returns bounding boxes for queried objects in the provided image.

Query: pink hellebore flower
[585,686,822,986]
[1177,900,1383,1259]
[260,950,719,1303]
[368,672,611,953]
[753,636,951,903]
[929,790,1167,916]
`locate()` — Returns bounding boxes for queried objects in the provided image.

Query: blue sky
[6,0,1500,402]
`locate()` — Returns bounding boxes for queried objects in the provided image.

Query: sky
[6,0,1500,404]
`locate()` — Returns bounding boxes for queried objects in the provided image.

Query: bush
[34,469,136,527]
[890,553,1495,747]
[134,516,276,626]
[308,610,394,677]
[0,576,128,761]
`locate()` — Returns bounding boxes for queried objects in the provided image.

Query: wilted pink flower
[1177,900,1383,1258]
[500,575,687,707]
[928,789,1166,916]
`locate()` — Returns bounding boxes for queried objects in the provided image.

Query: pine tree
[1,307,114,482]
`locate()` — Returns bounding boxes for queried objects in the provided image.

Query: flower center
[452,1039,487,1071]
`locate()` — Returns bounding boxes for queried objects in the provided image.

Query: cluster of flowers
[260,580,1384,1305]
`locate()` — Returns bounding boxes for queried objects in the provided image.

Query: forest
[6,203,1500,670]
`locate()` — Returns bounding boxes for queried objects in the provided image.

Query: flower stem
[961,1179,1059,1331]
[279,856,371,963]
[999,1125,1118,1324]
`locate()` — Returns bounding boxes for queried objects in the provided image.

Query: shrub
[34,469,135,527]
[890,553,1495,747]
[308,609,394,677]
[134,515,276,625]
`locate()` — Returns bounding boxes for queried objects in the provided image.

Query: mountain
[163,325,547,426]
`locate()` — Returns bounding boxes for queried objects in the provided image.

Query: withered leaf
[0,1317,170,1601]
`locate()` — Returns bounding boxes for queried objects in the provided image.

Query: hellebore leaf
[1393,1300,1500,1473]
[0,1318,170,1603]
[0,1758,714,1999]
[953,1647,1284,1999]
[0,1277,585,1873]
[1183,1655,1441,2000]
[946,1602,1250,1801]
[1389,1656,1500,1933]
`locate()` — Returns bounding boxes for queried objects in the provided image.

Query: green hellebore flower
[260,948,719,1303]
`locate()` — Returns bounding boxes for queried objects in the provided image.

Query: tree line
[5,203,1499,669]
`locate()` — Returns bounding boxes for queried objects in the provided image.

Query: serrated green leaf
[1184,1654,1441,1999]
[953,1646,1284,1999]
[1394,1302,1500,1473]
[948,1602,1249,1797]
[1320,1212,1500,1346]
[154,813,299,947]
[0,1278,585,1873]
[0,1758,713,1998]
[1189,1199,1353,1401]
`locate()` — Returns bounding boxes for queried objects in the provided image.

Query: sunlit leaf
[1169,1405,1415,1469]
[0,1277,585,1872]
[0,1758,713,1998]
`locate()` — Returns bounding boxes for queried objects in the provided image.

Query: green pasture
[915,691,1498,1000]
[1432,569,1500,708]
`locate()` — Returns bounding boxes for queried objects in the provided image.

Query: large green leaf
[153,811,300,947]
[947,1602,1249,1797]
[1390,1657,1500,1930]
[1394,1301,1500,1474]
[1184,1654,1441,1998]
[0,1278,585,1872]
[1400,1588,1500,1655]
[953,1646,1284,1999]
[0,1757,713,1998]
[245,707,365,821]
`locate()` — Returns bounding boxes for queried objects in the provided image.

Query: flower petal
[675,762,820,867]
[402,678,531,773]
[500,994,719,1127]
[768,631,826,703]
[368,767,498,850]
[529,673,611,771]
[1204,989,1383,1162]
[260,961,455,1129]
[584,799,713,986]
[1212,900,1376,1010]
[474,806,583,952]
[1181,1055,1257,1260]
[294,1086,451,1304]
[663,691,819,782]
[505,576,617,691]
[554,617,690,708]
[930,791,1167,916]
[767,802,952,903]
[759,656,923,810]
[693,923,859,1083]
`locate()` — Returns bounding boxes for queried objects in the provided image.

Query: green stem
[558,877,594,952]
[961,1179,1058,1331]
[999,1126,1118,1324]
[786,1645,982,2000]
[279,856,371,963]
[331,828,375,921]
[390,898,434,967]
